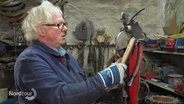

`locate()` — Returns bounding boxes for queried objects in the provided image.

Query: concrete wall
[64,0,184,73]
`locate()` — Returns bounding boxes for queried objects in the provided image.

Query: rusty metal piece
[0,0,12,6]
[138,81,150,101]
[4,12,27,23]
[0,6,26,17]
[2,0,22,7]
[0,0,27,23]
[77,42,83,49]
[164,13,178,35]
[69,45,74,50]
[115,31,131,51]
[1,2,25,12]
[145,95,180,104]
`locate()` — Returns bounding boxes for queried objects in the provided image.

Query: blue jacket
[14,40,106,104]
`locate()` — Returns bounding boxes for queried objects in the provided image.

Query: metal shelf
[142,48,184,98]
[144,48,184,55]
[141,78,184,97]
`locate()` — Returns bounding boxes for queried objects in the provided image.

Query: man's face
[38,12,68,48]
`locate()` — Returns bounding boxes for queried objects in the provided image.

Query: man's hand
[98,63,127,87]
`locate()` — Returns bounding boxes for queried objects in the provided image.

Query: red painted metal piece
[128,43,143,104]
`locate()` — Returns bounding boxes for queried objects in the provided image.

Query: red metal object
[141,71,156,80]
[128,43,143,104]
[165,38,176,48]
[175,82,184,94]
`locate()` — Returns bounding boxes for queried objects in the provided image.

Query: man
[14,1,127,104]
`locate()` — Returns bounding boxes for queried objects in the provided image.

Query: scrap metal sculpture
[116,8,146,104]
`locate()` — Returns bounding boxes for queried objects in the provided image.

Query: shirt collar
[46,45,67,57]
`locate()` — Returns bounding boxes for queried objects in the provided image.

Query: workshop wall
[0,0,184,74]
[64,0,184,74]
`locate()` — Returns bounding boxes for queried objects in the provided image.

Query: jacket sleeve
[15,54,106,104]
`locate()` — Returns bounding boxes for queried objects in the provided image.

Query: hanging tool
[73,18,94,68]
[88,34,97,73]
[96,33,105,70]
[93,28,112,71]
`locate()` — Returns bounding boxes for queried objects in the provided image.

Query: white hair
[22,0,63,42]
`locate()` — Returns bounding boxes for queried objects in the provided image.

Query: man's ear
[37,26,45,36]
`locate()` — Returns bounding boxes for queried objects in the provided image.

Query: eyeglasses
[42,22,67,30]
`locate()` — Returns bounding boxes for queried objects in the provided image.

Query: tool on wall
[88,34,97,74]
[116,8,146,104]
[92,28,112,71]
[73,18,94,68]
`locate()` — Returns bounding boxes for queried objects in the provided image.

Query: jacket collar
[29,40,67,57]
